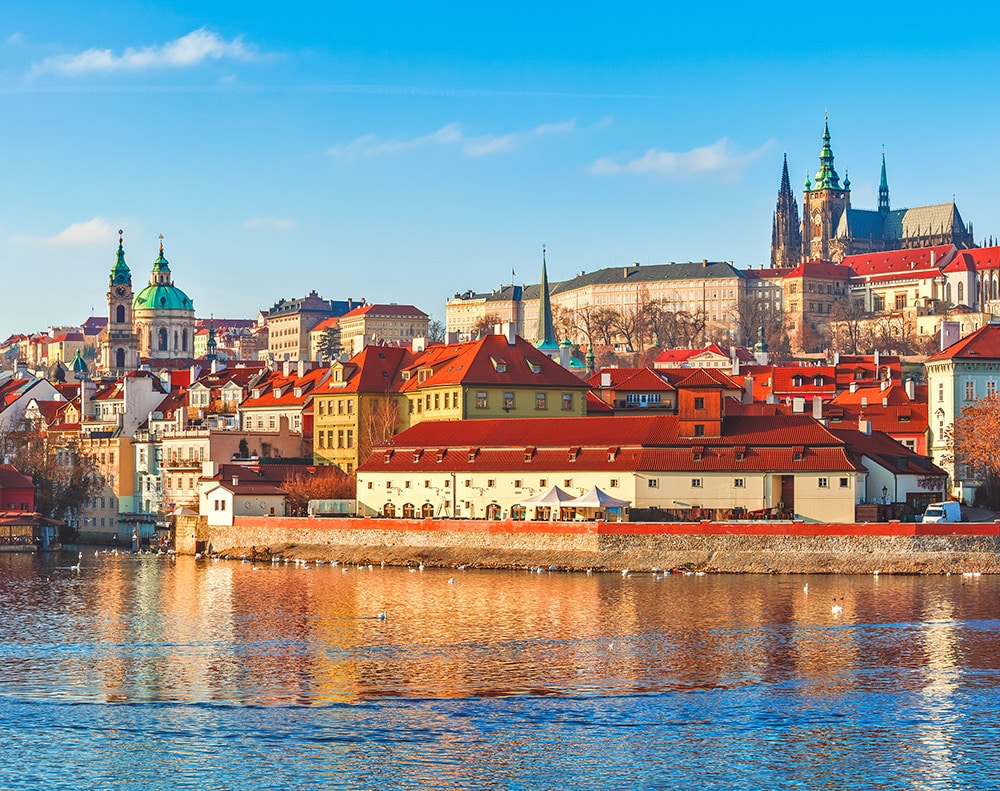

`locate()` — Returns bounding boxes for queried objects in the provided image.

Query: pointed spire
[535,245,559,351]
[110,229,131,285]
[771,154,802,268]
[878,146,890,218]
[813,116,841,190]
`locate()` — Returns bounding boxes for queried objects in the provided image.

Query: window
[503,392,515,411]
[562,393,573,411]
[444,392,450,409]
[694,425,705,436]
[564,479,572,488]
[938,382,944,402]
[514,479,522,488]
[337,430,344,448]
[895,294,906,310]
[989,381,996,398]
[539,478,547,488]
[839,477,850,488]
[691,478,702,488]
[966,381,976,401]
[647,478,658,488]
[487,479,496,488]
[535,392,547,410]
[610,478,619,488]
[476,391,487,409]
[734,478,745,488]
[818,477,829,488]
[694,397,705,410]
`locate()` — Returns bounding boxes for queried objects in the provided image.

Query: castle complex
[771,120,976,266]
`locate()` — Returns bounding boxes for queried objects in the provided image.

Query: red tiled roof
[360,414,864,475]
[340,303,429,320]
[0,464,33,489]
[928,322,1000,360]
[960,245,1000,272]
[783,260,853,279]
[586,368,675,392]
[842,245,954,278]
[310,316,341,333]
[314,345,414,395]
[241,367,330,409]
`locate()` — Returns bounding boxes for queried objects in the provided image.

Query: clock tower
[100,230,140,375]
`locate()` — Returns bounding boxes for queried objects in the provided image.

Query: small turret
[878,148,890,218]
[110,230,131,286]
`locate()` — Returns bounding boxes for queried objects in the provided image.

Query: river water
[1,550,998,790]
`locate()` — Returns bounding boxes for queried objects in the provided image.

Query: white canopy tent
[515,485,575,521]
[562,487,631,521]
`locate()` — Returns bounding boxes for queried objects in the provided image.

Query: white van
[922,502,962,523]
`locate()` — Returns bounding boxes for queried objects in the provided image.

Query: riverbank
[185,516,1000,574]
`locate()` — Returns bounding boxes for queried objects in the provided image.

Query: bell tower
[801,117,851,261]
[100,230,139,375]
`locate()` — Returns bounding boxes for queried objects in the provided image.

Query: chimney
[874,350,880,369]
[850,381,858,393]
[731,355,740,376]
[861,397,868,407]
[282,360,291,376]
[559,342,570,369]
[702,259,708,268]
[905,378,915,400]
[882,397,888,408]
[502,322,516,346]
[880,379,889,392]
[412,336,426,353]
[812,395,823,420]
[792,396,805,413]
[600,372,612,388]
[297,359,307,377]
[931,250,936,267]
[743,375,754,404]
[833,351,840,365]
[859,418,871,436]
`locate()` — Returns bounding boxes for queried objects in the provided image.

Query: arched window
[158,328,168,351]
[485,503,501,520]
[534,506,551,521]
[382,503,396,518]
[115,304,125,323]
[402,503,415,518]
[511,504,526,521]
[174,330,179,350]
[958,282,965,305]
[115,348,125,369]
[421,503,434,518]
[182,329,188,351]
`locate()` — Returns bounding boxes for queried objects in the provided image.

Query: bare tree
[471,312,503,340]
[829,298,873,354]
[360,395,401,466]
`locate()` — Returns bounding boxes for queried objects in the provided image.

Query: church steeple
[110,229,131,285]
[535,245,559,351]
[770,154,802,268]
[878,148,890,218]
[813,118,842,190]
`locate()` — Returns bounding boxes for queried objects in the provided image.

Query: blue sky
[2,2,999,338]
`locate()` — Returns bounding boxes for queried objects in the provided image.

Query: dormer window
[273,389,281,399]
[524,447,536,463]
[692,446,704,462]
[607,446,619,462]
[568,446,581,462]
[491,357,507,373]
[813,376,823,387]
[792,446,805,462]
[792,376,804,387]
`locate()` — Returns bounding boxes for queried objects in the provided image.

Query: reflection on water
[0,550,999,789]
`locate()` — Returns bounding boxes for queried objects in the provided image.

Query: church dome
[132,240,194,312]
[133,283,194,311]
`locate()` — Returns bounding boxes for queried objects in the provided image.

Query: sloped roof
[959,245,1000,272]
[884,204,966,240]
[843,245,954,279]
[0,464,33,489]
[340,303,429,320]
[784,260,853,279]
[928,322,1000,360]
[401,334,585,390]
[241,366,330,409]
[586,367,675,392]
[831,429,943,476]
[314,345,414,395]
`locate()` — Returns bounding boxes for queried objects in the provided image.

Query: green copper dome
[132,238,194,312]
[133,284,194,311]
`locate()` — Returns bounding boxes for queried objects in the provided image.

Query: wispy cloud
[327,120,576,161]
[591,138,773,181]
[31,28,256,77]
[244,217,298,231]
[11,217,117,246]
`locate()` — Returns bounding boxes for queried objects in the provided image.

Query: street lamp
[882,485,888,504]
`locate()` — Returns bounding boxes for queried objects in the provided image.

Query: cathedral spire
[813,118,841,190]
[770,154,802,268]
[535,245,559,351]
[878,147,890,218]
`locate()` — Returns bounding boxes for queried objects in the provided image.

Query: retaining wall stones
[199,516,1000,574]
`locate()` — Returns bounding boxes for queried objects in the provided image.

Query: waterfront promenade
[182,515,1000,574]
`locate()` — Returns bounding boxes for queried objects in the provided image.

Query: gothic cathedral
[770,119,975,266]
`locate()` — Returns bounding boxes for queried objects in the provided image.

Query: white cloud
[11,217,117,246]
[591,138,773,181]
[32,28,255,76]
[244,217,298,231]
[327,119,576,161]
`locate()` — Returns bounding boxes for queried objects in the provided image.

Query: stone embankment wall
[197,516,1000,574]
